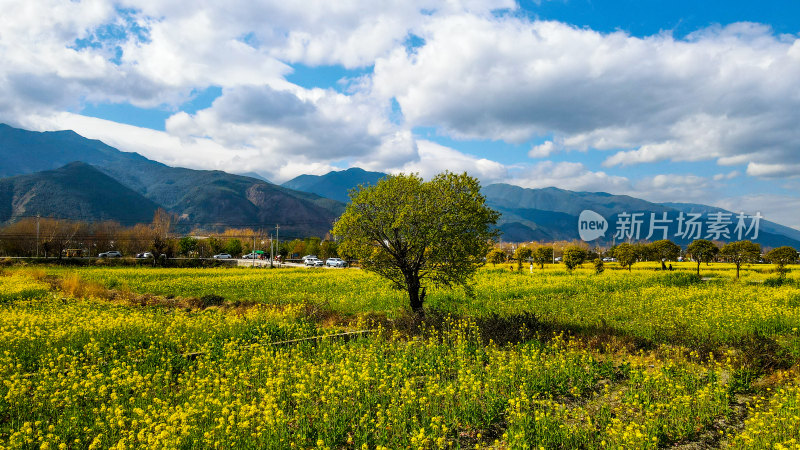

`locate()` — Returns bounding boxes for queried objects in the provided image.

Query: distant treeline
[0,211,340,260]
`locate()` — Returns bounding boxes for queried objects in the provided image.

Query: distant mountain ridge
[2,122,798,247]
[0,162,159,224]
[280,167,800,248]
[0,124,344,237]
[282,168,386,203]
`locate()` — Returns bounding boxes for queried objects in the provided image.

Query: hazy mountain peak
[282,167,387,203]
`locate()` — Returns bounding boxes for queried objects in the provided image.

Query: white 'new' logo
[578,210,607,241]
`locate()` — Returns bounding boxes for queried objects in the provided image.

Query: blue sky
[1,0,799,229]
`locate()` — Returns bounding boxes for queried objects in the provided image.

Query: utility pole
[275,224,280,267]
[36,214,40,258]
[252,236,256,268]
[269,234,274,268]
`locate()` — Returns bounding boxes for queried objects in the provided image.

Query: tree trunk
[406,274,425,313]
[696,261,700,276]
[736,263,740,279]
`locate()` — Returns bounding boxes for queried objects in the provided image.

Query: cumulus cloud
[713,171,740,181]
[631,174,717,203]
[373,16,800,176]
[1,0,799,228]
[501,161,630,192]
[715,195,800,232]
[393,140,508,181]
[163,84,418,174]
[746,162,800,179]
[528,140,559,158]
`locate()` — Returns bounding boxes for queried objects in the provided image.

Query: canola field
[1,263,799,449]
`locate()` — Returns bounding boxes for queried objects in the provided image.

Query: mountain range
[0,123,343,238]
[280,167,800,249]
[1,123,798,248]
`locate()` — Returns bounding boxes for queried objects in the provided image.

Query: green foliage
[562,246,587,271]
[225,238,243,257]
[487,248,507,267]
[593,258,605,274]
[766,246,799,280]
[614,242,638,272]
[650,239,681,261]
[319,240,338,260]
[177,236,198,256]
[687,239,719,276]
[305,237,321,258]
[532,247,553,269]
[514,246,533,271]
[721,240,762,279]
[149,236,171,265]
[288,239,306,258]
[332,172,499,311]
[207,237,225,255]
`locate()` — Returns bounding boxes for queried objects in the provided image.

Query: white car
[212,253,232,259]
[98,251,122,258]
[325,258,347,268]
[242,253,260,259]
[305,257,323,266]
[301,254,318,261]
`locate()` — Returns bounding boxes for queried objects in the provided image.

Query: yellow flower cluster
[0,272,50,303]
[0,264,798,448]
[731,374,800,449]
[503,356,730,449]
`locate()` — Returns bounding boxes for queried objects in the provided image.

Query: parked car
[304,257,323,266]
[213,253,232,259]
[98,251,122,258]
[301,254,318,261]
[136,252,154,258]
[325,258,347,268]
[242,253,260,259]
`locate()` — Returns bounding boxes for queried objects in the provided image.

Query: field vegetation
[1,261,799,449]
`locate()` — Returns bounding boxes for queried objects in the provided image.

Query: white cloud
[528,140,558,158]
[503,161,630,192]
[715,195,800,232]
[713,171,740,181]
[630,174,716,203]
[0,0,798,218]
[746,162,800,179]
[394,140,508,181]
[373,16,800,176]
[164,84,419,175]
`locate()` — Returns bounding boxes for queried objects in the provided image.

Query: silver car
[325,258,347,268]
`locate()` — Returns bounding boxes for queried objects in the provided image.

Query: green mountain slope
[282,168,387,203]
[482,183,800,248]
[0,162,159,224]
[0,124,344,237]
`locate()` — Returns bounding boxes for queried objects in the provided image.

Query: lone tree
[532,246,554,269]
[687,239,719,276]
[562,246,588,271]
[332,172,499,312]
[651,239,681,262]
[487,248,507,267]
[765,246,798,280]
[614,242,638,272]
[514,246,533,271]
[720,240,761,279]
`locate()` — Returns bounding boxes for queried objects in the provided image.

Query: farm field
[1,263,799,449]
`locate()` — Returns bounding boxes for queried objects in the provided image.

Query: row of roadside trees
[487,238,798,279]
[0,212,340,262]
